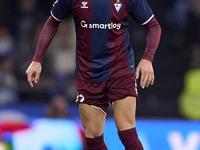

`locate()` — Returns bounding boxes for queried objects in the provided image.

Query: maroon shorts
[75,74,139,114]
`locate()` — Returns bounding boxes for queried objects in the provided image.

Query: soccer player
[25,0,161,149]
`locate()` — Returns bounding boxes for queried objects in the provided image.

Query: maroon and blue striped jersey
[51,0,154,82]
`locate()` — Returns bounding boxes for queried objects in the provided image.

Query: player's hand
[135,59,154,89]
[25,61,42,88]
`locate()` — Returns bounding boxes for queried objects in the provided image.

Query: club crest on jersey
[81,1,88,8]
[114,0,122,13]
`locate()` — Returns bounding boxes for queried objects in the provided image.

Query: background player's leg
[113,96,143,150]
[79,103,108,150]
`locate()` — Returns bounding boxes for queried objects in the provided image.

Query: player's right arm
[26,0,73,87]
[26,61,42,88]
[25,16,61,87]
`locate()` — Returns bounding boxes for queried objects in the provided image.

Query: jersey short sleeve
[128,0,154,25]
[51,0,74,21]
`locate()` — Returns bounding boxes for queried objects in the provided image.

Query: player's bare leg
[114,96,136,130]
[113,96,144,150]
[79,103,108,150]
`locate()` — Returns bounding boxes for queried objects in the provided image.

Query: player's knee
[119,124,135,132]
[116,119,135,131]
[84,127,103,138]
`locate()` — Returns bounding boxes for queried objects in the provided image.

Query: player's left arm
[135,17,161,88]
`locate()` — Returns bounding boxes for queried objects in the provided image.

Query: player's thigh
[113,96,137,131]
[79,103,106,138]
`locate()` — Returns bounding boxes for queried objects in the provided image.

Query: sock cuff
[118,127,136,134]
[118,128,138,146]
[85,134,105,149]
[85,134,104,141]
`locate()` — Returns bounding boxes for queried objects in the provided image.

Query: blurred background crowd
[0,0,200,121]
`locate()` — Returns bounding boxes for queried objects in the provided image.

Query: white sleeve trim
[141,14,154,25]
[50,11,63,22]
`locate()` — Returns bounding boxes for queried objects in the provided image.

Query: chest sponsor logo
[80,20,121,30]
[81,1,89,8]
[114,0,122,13]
